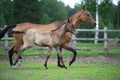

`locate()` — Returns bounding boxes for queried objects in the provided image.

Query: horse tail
[0,24,16,39]
[11,30,24,34]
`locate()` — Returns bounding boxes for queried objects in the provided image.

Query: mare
[0,6,96,67]
[12,19,76,69]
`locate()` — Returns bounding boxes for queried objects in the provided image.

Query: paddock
[0,56,120,80]
[0,27,120,80]
[0,27,120,56]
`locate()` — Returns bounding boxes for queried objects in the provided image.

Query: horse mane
[51,20,68,32]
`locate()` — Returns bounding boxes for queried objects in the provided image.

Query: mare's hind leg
[12,44,29,68]
[8,46,22,66]
[12,49,24,69]
[8,46,15,66]
[44,47,52,69]
[62,44,77,66]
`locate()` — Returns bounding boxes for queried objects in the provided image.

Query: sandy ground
[0,56,120,64]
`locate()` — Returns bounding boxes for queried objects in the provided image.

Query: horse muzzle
[93,22,96,27]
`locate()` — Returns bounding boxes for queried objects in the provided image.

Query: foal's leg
[44,47,52,69]
[56,47,67,69]
[57,47,63,68]
[62,44,77,66]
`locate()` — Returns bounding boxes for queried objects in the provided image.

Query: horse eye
[86,14,89,16]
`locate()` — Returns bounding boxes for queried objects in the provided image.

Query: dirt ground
[0,56,120,64]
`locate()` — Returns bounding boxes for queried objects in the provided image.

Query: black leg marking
[68,48,77,66]
[8,46,14,66]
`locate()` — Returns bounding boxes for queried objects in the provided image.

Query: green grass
[0,41,13,45]
[76,42,103,47]
[0,47,120,58]
[0,41,120,58]
[0,61,120,80]
[0,41,120,80]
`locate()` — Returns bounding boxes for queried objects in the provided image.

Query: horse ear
[83,5,86,11]
[68,18,70,23]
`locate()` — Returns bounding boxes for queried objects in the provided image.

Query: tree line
[0,0,120,38]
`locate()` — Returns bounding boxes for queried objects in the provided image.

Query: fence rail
[0,27,120,56]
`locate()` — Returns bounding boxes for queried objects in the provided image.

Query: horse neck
[69,11,82,28]
[53,24,67,40]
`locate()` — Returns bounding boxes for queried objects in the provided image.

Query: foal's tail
[0,24,16,39]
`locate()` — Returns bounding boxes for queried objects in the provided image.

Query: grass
[0,48,118,58]
[10,48,120,58]
[0,61,120,80]
[76,42,103,47]
[0,42,120,58]
[0,41,120,80]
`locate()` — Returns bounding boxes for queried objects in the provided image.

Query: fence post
[104,27,108,56]
[3,25,9,56]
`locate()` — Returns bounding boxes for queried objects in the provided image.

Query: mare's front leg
[62,44,77,66]
[44,47,52,69]
[55,47,67,69]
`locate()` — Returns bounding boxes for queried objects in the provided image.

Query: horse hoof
[12,65,17,69]
[61,65,67,69]
[58,65,63,68]
[64,66,67,69]
[63,65,67,69]
[69,61,72,66]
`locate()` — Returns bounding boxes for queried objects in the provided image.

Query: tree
[39,0,68,24]
[114,1,120,29]
[0,0,14,27]
[13,0,41,23]
[0,14,6,27]
[98,0,114,29]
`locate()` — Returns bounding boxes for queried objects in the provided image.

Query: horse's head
[66,18,77,34]
[72,5,96,27]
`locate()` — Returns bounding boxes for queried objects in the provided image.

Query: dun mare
[0,6,96,67]
[12,19,76,69]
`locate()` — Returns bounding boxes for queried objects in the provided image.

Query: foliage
[13,0,41,23]
[0,0,14,26]
[114,1,120,28]
[0,0,120,38]
[0,14,6,27]
[98,0,115,29]
[39,0,68,24]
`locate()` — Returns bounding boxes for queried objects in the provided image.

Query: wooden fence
[0,27,120,56]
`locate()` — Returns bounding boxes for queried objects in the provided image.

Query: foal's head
[66,18,77,34]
